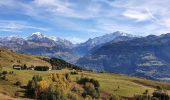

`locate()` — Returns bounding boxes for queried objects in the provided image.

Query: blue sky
[0,0,170,43]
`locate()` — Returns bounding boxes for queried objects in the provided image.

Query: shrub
[153,91,169,100]
[156,86,162,90]
[78,77,100,88]
[50,73,70,91]
[143,89,149,95]
[15,81,22,86]
[77,77,90,85]
[38,86,67,100]
[107,94,120,100]
[26,75,42,98]
[71,85,84,94]
[85,95,93,100]
[1,75,6,80]
[9,71,14,74]
[77,77,100,99]
[134,95,153,100]
[2,71,7,75]
[70,71,78,75]
[133,90,170,100]
[32,75,43,82]
[39,80,49,92]
[67,92,80,100]
[82,82,100,99]
[89,78,100,88]
[22,64,27,70]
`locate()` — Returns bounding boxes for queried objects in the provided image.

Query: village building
[13,65,22,70]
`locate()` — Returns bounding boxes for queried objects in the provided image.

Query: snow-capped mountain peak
[31,32,45,39]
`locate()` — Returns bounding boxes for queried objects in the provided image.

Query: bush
[77,77,90,85]
[133,90,170,100]
[71,85,84,94]
[15,81,22,86]
[39,91,67,100]
[78,77,100,88]
[82,82,100,99]
[143,89,149,95]
[38,85,67,100]
[9,71,14,74]
[22,64,27,70]
[2,71,7,75]
[134,95,153,100]
[85,95,93,100]
[156,86,162,90]
[67,92,80,100]
[70,71,78,75]
[89,78,100,88]
[26,75,43,98]
[1,75,6,80]
[153,91,169,100]
[77,77,100,99]
[107,94,120,100]
[50,73,70,91]
[32,75,43,82]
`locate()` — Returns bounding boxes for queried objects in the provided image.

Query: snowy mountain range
[73,31,135,56]
[3,31,170,81]
[0,31,135,63]
[0,32,77,62]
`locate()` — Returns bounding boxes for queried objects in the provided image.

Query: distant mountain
[27,32,74,48]
[77,33,170,81]
[74,31,135,56]
[0,32,77,62]
[0,31,135,63]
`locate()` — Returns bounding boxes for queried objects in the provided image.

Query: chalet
[34,66,50,71]
[13,65,22,70]
[12,64,51,71]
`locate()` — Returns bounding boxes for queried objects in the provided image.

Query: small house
[13,65,22,70]
[34,66,49,71]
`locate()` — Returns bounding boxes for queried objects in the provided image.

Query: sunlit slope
[1,68,170,98]
[0,48,51,68]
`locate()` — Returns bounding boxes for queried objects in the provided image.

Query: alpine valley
[1,31,170,81]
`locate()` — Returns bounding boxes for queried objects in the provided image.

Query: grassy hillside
[0,49,170,99]
[0,48,51,68]
[0,67,170,100]
[41,57,82,70]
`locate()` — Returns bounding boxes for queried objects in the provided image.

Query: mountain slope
[77,33,170,81]
[0,32,77,63]
[74,31,134,56]
[0,48,51,68]
[1,67,170,99]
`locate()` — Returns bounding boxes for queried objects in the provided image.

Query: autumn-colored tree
[50,73,70,93]
[39,79,49,92]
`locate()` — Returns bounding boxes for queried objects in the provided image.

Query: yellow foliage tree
[39,79,49,92]
[50,73,70,94]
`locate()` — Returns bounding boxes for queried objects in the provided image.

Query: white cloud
[123,9,152,22]
[1,0,170,38]
[0,20,48,32]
